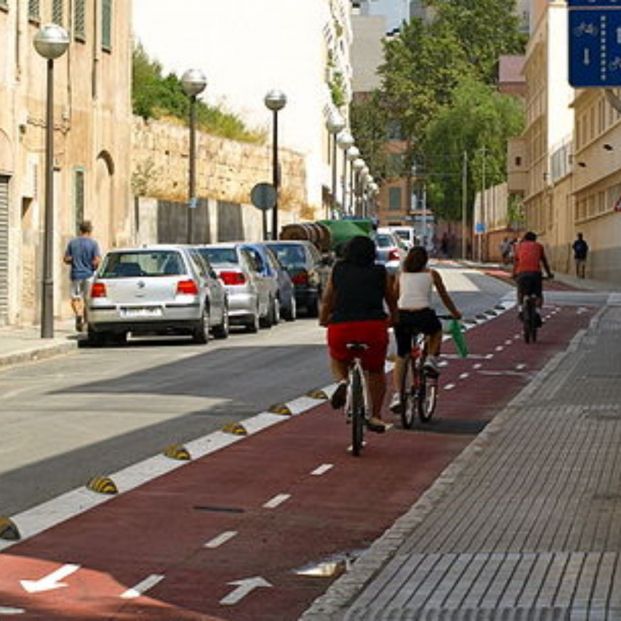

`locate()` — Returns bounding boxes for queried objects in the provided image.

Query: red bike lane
[0,305,595,621]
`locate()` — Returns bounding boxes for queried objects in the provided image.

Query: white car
[388,226,417,249]
[375,228,408,274]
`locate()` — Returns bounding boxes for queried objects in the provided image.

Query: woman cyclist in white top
[390,246,462,412]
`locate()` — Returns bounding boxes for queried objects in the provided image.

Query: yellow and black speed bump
[269,403,293,416]
[306,389,329,400]
[222,422,248,436]
[163,444,191,461]
[0,517,20,541]
[87,476,118,495]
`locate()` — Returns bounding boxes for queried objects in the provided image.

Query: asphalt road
[0,266,513,517]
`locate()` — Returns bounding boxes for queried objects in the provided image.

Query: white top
[398,272,433,310]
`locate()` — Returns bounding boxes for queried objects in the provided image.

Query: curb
[300,304,602,621]
[0,340,78,371]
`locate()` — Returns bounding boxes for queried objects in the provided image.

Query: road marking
[263,494,291,509]
[473,363,482,370]
[459,373,469,380]
[486,354,494,359]
[205,531,238,549]
[311,464,334,476]
[516,364,527,370]
[438,361,449,367]
[444,384,456,391]
[20,564,80,594]
[120,574,164,599]
[495,346,504,352]
[220,576,272,606]
[505,339,513,345]
[0,608,24,615]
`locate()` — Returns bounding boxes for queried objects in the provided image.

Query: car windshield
[375,234,394,249]
[267,244,306,267]
[100,251,185,278]
[394,230,409,241]
[199,247,238,265]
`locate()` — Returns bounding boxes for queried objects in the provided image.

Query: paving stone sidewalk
[302,302,621,620]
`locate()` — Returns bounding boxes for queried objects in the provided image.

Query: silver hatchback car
[86,245,229,345]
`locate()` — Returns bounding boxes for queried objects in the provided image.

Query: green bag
[449,319,468,358]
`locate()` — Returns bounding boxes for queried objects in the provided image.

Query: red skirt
[327,320,389,372]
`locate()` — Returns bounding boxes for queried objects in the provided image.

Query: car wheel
[259,299,274,329]
[213,306,230,339]
[272,297,281,325]
[110,332,127,346]
[245,307,260,333]
[86,326,106,347]
[192,307,210,344]
[282,296,297,322]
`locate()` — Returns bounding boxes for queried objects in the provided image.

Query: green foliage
[329,72,347,109]
[132,43,263,143]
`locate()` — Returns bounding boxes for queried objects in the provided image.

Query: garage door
[0,175,9,324]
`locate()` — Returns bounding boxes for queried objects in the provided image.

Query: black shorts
[517,272,542,299]
[394,308,442,357]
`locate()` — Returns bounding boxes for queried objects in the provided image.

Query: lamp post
[181,69,207,244]
[264,89,287,240]
[362,173,373,217]
[368,182,379,217]
[34,23,69,339]
[346,146,361,215]
[352,158,365,217]
[337,131,354,218]
[326,111,345,218]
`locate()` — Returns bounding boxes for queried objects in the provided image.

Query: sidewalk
[303,298,621,619]
[0,320,78,371]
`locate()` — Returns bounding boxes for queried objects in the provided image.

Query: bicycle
[517,274,552,344]
[398,315,452,429]
[344,342,371,457]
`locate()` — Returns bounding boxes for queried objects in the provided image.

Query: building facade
[0,0,133,326]
[133,0,353,217]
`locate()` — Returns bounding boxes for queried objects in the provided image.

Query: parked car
[196,243,272,332]
[241,242,297,321]
[375,228,408,274]
[86,245,229,346]
[264,240,330,317]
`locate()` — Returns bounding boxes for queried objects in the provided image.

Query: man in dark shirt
[572,233,589,279]
[64,221,101,331]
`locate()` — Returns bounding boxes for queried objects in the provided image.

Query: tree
[421,76,524,222]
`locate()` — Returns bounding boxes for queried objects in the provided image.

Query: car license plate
[120,307,162,318]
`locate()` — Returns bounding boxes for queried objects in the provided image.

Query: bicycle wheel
[399,356,416,429]
[350,367,365,457]
[417,371,438,423]
[523,299,535,344]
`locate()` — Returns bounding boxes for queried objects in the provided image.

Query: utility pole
[462,151,468,259]
[480,146,486,262]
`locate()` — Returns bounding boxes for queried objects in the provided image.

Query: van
[388,226,416,249]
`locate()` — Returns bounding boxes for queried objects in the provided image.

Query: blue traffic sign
[569,9,621,87]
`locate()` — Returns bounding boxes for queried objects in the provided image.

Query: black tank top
[330,261,387,323]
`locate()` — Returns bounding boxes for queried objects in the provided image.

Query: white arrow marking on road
[263,493,290,509]
[311,464,333,476]
[0,607,24,615]
[219,576,272,606]
[205,531,238,549]
[20,564,80,594]
[120,574,164,599]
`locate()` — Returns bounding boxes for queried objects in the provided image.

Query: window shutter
[101,0,112,51]
[74,0,86,41]
[52,0,63,25]
[28,0,40,21]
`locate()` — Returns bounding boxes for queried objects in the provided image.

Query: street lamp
[346,146,361,214]
[264,89,287,240]
[181,68,207,244]
[367,181,379,218]
[326,111,345,218]
[352,157,365,217]
[34,23,69,339]
[337,131,354,217]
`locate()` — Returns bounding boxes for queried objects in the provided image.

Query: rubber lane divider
[269,403,293,416]
[306,389,329,400]
[86,476,118,495]
[222,422,248,436]
[163,444,191,461]
[0,517,20,541]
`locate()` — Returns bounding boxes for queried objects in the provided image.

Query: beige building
[0,0,133,326]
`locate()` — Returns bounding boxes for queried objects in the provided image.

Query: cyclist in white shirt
[389,246,461,412]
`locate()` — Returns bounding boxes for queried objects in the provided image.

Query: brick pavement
[302,302,621,621]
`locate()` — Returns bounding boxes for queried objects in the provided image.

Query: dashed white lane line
[263,494,291,509]
[459,373,470,380]
[120,574,165,599]
[205,531,238,549]
[495,346,504,352]
[505,339,513,345]
[438,361,449,368]
[516,364,527,370]
[311,464,334,476]
[486,354,494,359]
[0,607,25,615]
[473,363,483,370]
[444,384,456,391]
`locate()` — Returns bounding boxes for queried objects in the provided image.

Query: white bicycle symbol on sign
[574,22,599,37]
[609,57,621,71]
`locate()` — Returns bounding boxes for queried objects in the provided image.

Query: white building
[133,0,353,213]
[355,0,409,32]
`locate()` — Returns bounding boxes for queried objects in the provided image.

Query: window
[28,0,40,21]
[515,156,522,167]
[101,0,112,51]
[74,0,86,41]
[0,0,8,13]
[388,187,402,211]
[386,120,403,140]
[52,0,63,25]
[73,168,85,233]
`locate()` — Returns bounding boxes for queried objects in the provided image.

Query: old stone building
[0,0,133,326]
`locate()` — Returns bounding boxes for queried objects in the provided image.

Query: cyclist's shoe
[535,312,543,328]
[423,356,440,375]
[389,393,402,413]
[330,381,347,409]
[367,417,388,433]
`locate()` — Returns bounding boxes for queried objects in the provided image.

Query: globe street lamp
[337,131,354,218]
[326,111,345,218]
[34,23,69,339]
[352,158,365,217]
[367,182,379,218]
[346,146,361,215]
[264,89,287,240]
[181,69,207,244]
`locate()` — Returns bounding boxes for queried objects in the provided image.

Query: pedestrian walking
[572,232,589,279]
[64,221,101,332]
[500,237,511,265]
